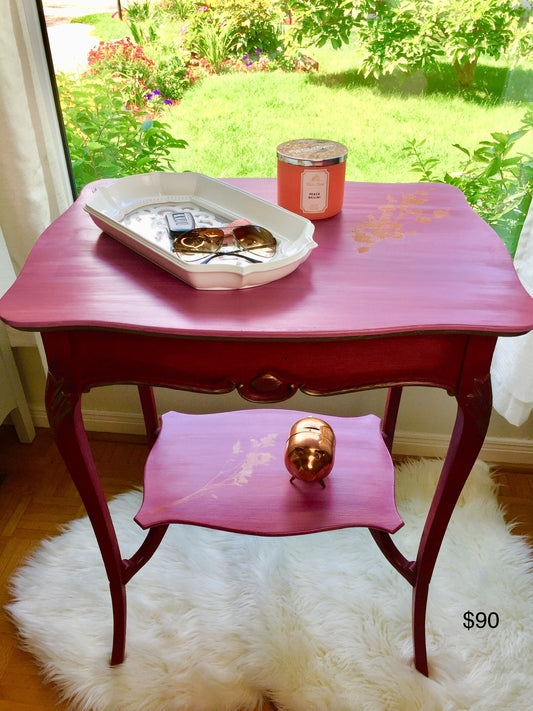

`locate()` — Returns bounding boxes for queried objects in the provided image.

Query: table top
[1,177,532,339]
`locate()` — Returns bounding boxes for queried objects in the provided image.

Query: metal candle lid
[277,139,348,167]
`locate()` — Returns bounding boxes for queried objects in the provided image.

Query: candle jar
[277,139,348,220]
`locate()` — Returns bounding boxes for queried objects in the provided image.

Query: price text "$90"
[463,611,499,630]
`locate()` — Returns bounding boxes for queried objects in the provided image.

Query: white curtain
[0,0,72,274]
[491,202,533,426]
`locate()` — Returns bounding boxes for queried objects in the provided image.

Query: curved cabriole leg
[46,371,128,665]
[138,385,159,447]
[382,386,403,453]
[411,340,494,676]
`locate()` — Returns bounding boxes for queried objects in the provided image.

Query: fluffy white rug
[7,459,533,711]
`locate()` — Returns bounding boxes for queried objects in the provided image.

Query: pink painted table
[2,178,533,677]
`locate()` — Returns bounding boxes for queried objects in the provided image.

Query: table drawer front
[44,331,470,402]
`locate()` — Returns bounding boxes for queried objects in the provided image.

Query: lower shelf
[135,408,403,536]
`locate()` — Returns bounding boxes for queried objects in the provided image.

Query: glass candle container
[277,139,348,220]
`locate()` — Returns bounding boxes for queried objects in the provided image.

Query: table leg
[138,385,159,447]
[382,386,403,452]
[45,371,128,665]
[411,340,494,675]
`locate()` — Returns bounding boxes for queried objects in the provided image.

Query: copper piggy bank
[285,417,336,487]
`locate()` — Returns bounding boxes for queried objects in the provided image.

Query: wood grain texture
[1,179,532,338]
[1,426,532,709]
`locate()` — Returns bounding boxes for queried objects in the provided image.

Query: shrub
[57,73,187,192]
[209,0,285,56]
[87,38,157,107]
[150,54,192,99]
[184,0,285,62]
[185,9,237,72]
[123,0,157,22]
[87,37,189,107]
[404,108,533,257]
[291,0,532,87]
[158,0,199,21]
[88,37,156,79]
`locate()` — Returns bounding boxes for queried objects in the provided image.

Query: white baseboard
[7,326,39,348]
[30,404,148,436]
[392,430,533,466]
[29,405,533,467]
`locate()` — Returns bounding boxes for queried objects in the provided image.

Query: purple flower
[146,92,153,100]
[164,99,172,105]
[255,49,261,54]
[153,90,161,96]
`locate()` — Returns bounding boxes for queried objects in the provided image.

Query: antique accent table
[2,178,533,677]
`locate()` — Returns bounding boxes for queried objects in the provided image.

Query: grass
[71,12,129,41]
[66,14,532,182]
[168,54,532,182]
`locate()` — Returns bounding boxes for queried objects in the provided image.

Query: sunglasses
[171,223,277,264]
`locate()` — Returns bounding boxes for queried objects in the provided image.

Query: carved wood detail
[45,371,78,430]
[463,373,492,436]
[238,372,298,402]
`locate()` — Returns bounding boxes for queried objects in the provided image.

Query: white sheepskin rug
[6,459,533,711]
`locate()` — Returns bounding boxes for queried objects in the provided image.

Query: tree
[291,0,532,87]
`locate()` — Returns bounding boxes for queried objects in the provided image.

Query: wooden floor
[0,425,531,710]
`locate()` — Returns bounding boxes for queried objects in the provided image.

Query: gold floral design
[158,432,279,511]
[351,190,449,253]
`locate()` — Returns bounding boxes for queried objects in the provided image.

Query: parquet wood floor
[1,425,531,710]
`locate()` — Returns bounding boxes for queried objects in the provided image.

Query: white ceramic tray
[84,172,317,289]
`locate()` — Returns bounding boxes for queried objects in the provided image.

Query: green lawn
[167,49,532,181]
[68,12,532,183]
[71,12,129,41]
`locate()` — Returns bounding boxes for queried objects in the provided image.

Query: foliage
[185,9,237,72]
[150,53,192,99]
[123,0,158,22]
[404,108,533,257]
[289,0,355,50]
[208,0,285,56]
[57,73,187,192]
[128,18,159,46]
[87,37,155,79]
[158,0,199,21]
[290,0,532,86]
[180,1,291,72]
[87,37,189,106]
[87,38,157,106]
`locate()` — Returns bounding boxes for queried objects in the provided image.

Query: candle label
[300,169,329,213]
